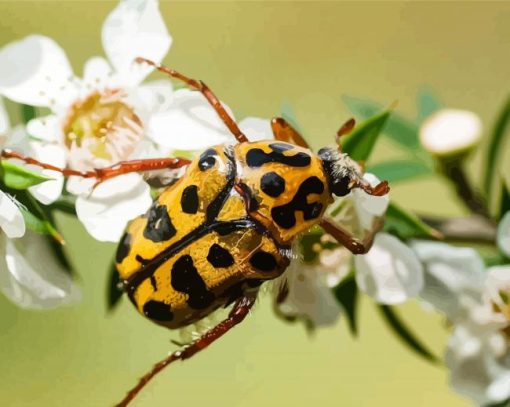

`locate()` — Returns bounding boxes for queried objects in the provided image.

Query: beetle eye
[198,148,217,171]
[331,176,350,196]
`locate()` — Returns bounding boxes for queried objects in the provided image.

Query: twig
[419,214,497,244]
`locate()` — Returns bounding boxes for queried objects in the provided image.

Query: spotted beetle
[2,58,389,406]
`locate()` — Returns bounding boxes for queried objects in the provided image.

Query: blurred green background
[1,1,509,406]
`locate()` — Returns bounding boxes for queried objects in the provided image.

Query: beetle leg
[135,57,249,144]
[270,117,310,148]
[1,149,191,185]
[320,217,384,255]
[115,294,257,407]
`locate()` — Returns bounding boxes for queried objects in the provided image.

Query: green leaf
[384,201,441,240]
[21,104,36,124]
[2,188,65,244]
[499,181,510,220]
[416,88,441,123]
[333,275,359,337]
[341,110,391,162]
[367,160,432,183]
[0,160,51,190]
[342,95,421,151]
[378,304,438,363]
[486,398,510,407]
[48,197,77,216]
[299,227,324,264]
[484,96,510,199]
[107,261,123,311]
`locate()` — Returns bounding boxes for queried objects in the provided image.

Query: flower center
[496,290,510,321]
[63,89,143,165]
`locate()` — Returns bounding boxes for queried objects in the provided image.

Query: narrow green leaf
[333,275,359,337]
[484,96,510,198]
[367,160,432,183]
[19,206,53,234]
[107,261,123,311]
[378,304,438,363]
[416,88,441,123]
[342,95,421,151]
[40,207,74,275]
[384,201,442,240]
[21,104,36,124]
[486,398,510,407]
[3,188,65,244]
[48,197,77,216]
[499,181,510,220]
[341,110,391,162]
[0,160,51,190]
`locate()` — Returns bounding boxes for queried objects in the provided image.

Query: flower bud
[419,109,482,157]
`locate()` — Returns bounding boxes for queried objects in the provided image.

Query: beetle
[1,58,389,406]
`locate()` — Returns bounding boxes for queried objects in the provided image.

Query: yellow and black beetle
[1,58,389,406]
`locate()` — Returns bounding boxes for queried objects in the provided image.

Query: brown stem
[419,214,497,244]
[439,159,491,219]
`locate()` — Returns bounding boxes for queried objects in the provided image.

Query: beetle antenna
[335,118,356,151]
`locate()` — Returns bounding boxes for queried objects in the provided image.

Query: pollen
[62,89,143,163]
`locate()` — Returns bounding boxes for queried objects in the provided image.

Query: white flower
[277,172,422,326]
[0,190,25,240]
[419,109,482,157]
[355,233,423,304]
[414,239,510,405]
[497,211,510,258]
[0,100,79,309]
[0,231,81,309]
[411,240,486,321]
[0,0,172,242]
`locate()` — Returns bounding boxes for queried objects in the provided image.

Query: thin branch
[419,214,497,244]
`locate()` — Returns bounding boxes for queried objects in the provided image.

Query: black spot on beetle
[143,300,174,321]
[271,176,325,229]
[207,243,235,268]
[150,275,157,290]
[171,255,215,309]
[143,203,177,242]
[246,143,311,168]
[181,185,199,214]
[249,251,278,272]
[116,233,131,263]
[198,148,217,171]
[260,172,286,197]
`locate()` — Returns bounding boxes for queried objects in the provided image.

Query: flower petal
[238,117,274,141]
[82,56,114,91]
[351,172,389,230]
[27,142,66,205]
[446,323,510,405]
[0,35,78,108]
[148,89,235,150]
[277,261,343,327]
[26,114,60,142]
[0,190,25,238]
[411,240,486,321]
[134,79,174,114]
[0,232,81,309]
[76,173,152,242]
[0,96,10,135]
[497,211,510,257]
[102,0,172,86]
[355,233,423,304]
